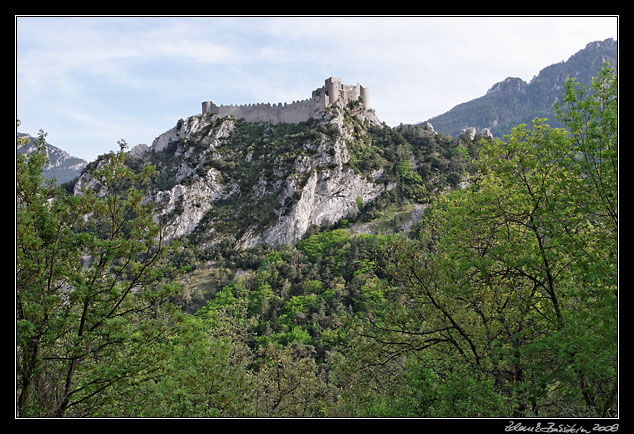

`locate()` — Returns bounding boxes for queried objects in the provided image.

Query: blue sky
[16,16,618,162]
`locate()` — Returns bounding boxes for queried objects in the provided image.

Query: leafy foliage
[338,65,617,417]
[16,66,617,418]
[17,139,179,417]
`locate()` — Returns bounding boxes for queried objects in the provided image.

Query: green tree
[343,67,617,417]
[555,64,617,230]
[397,159,422,185]
[252,343,330,417]
[17,138,179,417]
[550,63,618,417]
[140,302,256,417]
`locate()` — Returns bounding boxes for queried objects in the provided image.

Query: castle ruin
[202,77,370,124]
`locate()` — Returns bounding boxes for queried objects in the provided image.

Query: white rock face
[461,127,477,141]
[460,126,493,141]
[240,165,388,248]
[128,144,149,159]
[156,168,237,240]
[235,107,389,248]
[478,128,493,139]
[151,115,234,153]
[151,116,201,153]
[76,105,389,250]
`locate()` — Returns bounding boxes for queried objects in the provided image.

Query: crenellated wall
[202,77,370,124]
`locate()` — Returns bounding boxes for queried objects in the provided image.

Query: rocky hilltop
[167,104,384,248]
[73,94,419,252]
[72,79,475,255]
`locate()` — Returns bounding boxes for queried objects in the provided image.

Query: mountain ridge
[424,38,617,138]
[16,132,88,184]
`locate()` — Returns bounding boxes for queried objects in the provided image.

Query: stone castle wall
[202,77,369,124]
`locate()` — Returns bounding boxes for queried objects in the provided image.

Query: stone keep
[202,77,370,124]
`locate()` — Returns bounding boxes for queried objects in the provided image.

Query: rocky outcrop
[460,127,477,141]
[420,121,435,133]
[103,100,392,250]
[150,115,234,154]
[485,76,528,96]
[155,167,239,240]
[240,147,388,248]
[460,126,493,141]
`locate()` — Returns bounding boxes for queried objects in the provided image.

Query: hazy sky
[16,16,618,162]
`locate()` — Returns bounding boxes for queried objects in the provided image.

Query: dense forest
[16,66,617,419]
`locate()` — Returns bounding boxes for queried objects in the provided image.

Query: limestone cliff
[76,98,392,252]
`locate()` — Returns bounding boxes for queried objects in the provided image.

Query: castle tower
[202,101,219,115]
[360,86,370,110]
[325,77,341,106]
